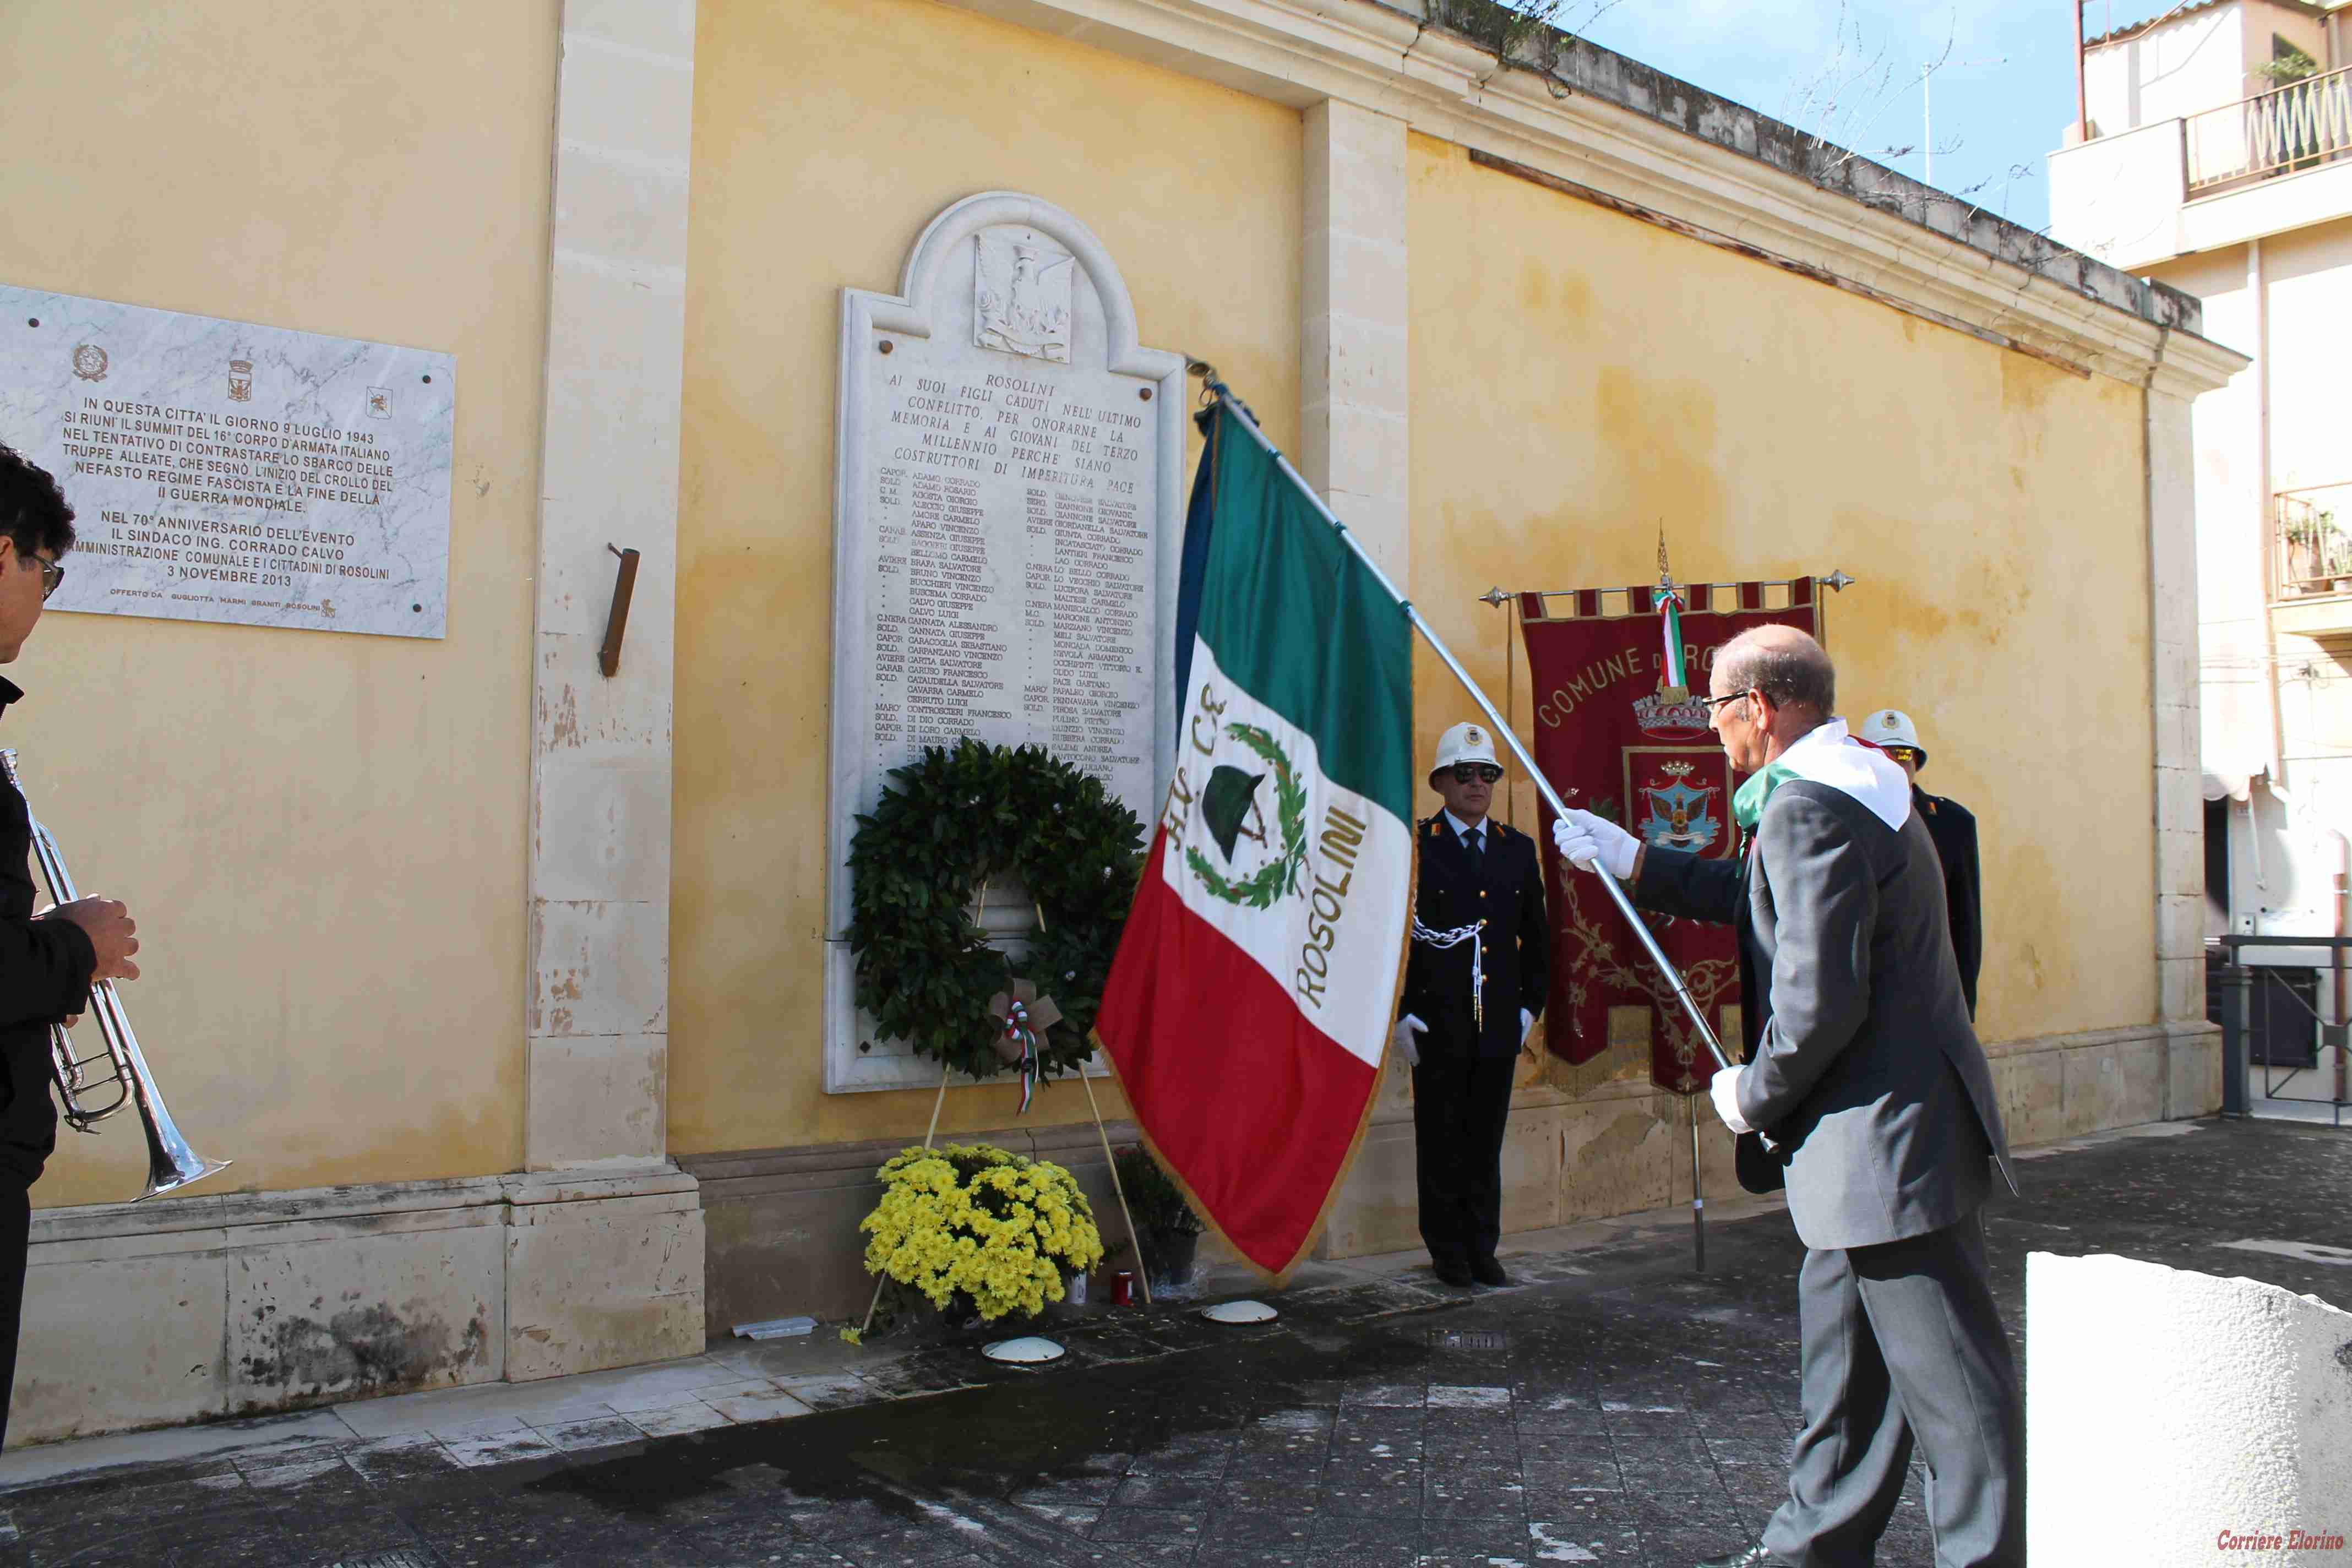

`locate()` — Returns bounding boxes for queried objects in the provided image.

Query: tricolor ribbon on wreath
[988,979,1062,1116]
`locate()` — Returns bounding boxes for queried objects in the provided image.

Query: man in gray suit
[1553,625,2022,1568]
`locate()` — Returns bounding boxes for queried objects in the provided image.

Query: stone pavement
[0,1117,2344,1567]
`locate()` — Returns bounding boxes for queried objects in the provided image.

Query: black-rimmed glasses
[31,555,62,601]
[1447,763,1502,784]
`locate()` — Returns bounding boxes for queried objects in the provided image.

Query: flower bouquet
[858,1142,1107,1326]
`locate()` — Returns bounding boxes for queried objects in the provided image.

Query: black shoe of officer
[1469,1256,1510,1287]
[1696,1545,1792,1568]
[1431,1258,1474,1287]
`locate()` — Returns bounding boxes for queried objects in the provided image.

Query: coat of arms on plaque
[366,386,392,419]
[227,358,254,403]
[70,345,108,383]
[974,232,1073,363]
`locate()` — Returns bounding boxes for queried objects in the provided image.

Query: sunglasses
[1881,745,1922,766]
[1447,763,1502,785]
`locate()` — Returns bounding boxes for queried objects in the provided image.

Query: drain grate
[1427,1329,1509,1351]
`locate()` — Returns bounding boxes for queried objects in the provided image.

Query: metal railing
[2186,63,2352,192]
[2274,482,2352,599]
[2213,935,2349,1126]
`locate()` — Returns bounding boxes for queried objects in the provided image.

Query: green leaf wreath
[846,738,1148,1082]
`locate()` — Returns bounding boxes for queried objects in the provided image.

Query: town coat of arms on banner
[1515,579,1820,1093]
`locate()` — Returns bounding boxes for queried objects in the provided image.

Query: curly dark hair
[0,443,75,564]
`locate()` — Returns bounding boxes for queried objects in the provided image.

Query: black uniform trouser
[0,1182,28,1451]
[1761,1211,2024,1568]
[1411,1050,1515,1267]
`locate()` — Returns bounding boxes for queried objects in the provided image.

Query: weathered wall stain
[237,1299,487,1403]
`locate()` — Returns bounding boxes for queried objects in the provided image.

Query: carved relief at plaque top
[974,231,1073,362]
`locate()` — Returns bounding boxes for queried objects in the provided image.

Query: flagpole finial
[1480,587,1510,607]
[1819,569,1855,592]
[1656,527,1677,596]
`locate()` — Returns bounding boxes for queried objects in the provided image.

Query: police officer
[1393,722,1548,1288]
[1858,709,1981,1018]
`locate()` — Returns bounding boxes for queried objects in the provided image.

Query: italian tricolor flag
[1096,400,1414,1276]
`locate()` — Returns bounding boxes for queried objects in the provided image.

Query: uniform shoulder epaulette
[1490,820,1517,839]
[1420,814,1443,836]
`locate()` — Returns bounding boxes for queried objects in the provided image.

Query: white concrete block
[526,1033,669,1169]
[530,896,669,1038]
[533,756,674,905]
[564,0,698,59]
[505,1196,705,1381]
[2029,1252,2352,1562]
[224,1221,505,1412]
[536,630,676,764]
[9,1249,230,1446]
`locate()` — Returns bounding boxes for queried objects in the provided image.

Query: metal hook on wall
[600,543,640,678]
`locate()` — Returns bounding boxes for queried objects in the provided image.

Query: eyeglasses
[29,554,61,601]
[1881,745,1922,766]
[1697,690,1754,716]
[1447,763,1503,785]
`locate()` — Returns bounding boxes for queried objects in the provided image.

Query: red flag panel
[1518,585,1816,1093]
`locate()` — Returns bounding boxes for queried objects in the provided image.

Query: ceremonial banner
[1096,403,1413,1275]
[1520,581,1817,1092]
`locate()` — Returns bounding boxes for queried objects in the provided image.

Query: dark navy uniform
[1398,812,1547,1272]
[1913,787,1981,1019]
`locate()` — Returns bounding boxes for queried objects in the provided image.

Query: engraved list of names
[861,275,1156,810]
[829,197,1185,1092]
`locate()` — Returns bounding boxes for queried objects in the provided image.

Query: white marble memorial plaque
[0,287,453,639]
[825,193,1185,1092]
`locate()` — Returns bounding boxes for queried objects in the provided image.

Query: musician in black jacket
[1858,709,1982,1018]
[0,445,141,1447]
[1393,721,1548,1288]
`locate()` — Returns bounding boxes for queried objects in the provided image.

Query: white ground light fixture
[981,1336,1066,1364]
[1200,1300,1278,1325]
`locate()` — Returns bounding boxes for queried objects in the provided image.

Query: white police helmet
[1430,721,1503,781]
[1858,708,1925,765]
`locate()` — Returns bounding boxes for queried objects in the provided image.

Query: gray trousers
[1760,1212,2023,1568]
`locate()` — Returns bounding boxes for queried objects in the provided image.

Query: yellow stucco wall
[1404,135,2158,1056]
[0,2,552,1203]
[670,0,1302,1155]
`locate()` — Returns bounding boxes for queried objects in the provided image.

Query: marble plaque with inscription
[826,193,1185,1092]
[0,287,453,639]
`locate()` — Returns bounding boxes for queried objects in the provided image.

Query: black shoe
[1696,1546,1789,1568]
[1431,1259,1474,1287]
[1469,1256,1510,1287]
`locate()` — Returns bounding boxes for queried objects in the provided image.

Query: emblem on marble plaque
[69,344,107,383]
[227,359,254,403]
[366,386,392,419]
[974,232,1073,363]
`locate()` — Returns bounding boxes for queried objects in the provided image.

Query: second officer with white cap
[1858,708,1982,1019]
[1394,721,1549,1287]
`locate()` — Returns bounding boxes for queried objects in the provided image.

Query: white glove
[1519,1008,1536,1044]
[1709,1066,1753,1135]
[1392,1014,1427,1067]
[1551,808,1641,880]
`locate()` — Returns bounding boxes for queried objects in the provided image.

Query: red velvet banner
[1519,582,1817,1093]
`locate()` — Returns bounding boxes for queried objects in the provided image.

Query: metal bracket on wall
[599,543,640,678]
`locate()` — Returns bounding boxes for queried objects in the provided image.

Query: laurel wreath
[1182,722,1310,910]
[846,739,1147,1082]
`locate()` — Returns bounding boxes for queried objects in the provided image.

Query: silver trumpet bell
[0,750,228,1201]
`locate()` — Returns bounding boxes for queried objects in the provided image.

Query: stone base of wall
[687,1020,2226,1331]
[7,1166,703,1449]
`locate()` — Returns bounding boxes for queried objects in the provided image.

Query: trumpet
[0,750,228,1201]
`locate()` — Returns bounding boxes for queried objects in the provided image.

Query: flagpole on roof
[1187,366,1733,1081]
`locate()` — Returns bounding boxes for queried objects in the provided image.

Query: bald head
[1714,624,1835,718]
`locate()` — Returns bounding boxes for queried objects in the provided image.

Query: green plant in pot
[1115,1145,1207,1293]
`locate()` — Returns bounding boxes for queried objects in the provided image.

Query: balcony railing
[2186,64,2352,193]
[2274,482,2352,599]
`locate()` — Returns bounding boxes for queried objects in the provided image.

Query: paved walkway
[0,1117,2344,1566]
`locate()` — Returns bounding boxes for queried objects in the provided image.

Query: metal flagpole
[1195,371,1732,1265]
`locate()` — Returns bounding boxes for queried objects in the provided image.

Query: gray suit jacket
[1642,780,2015,1250]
